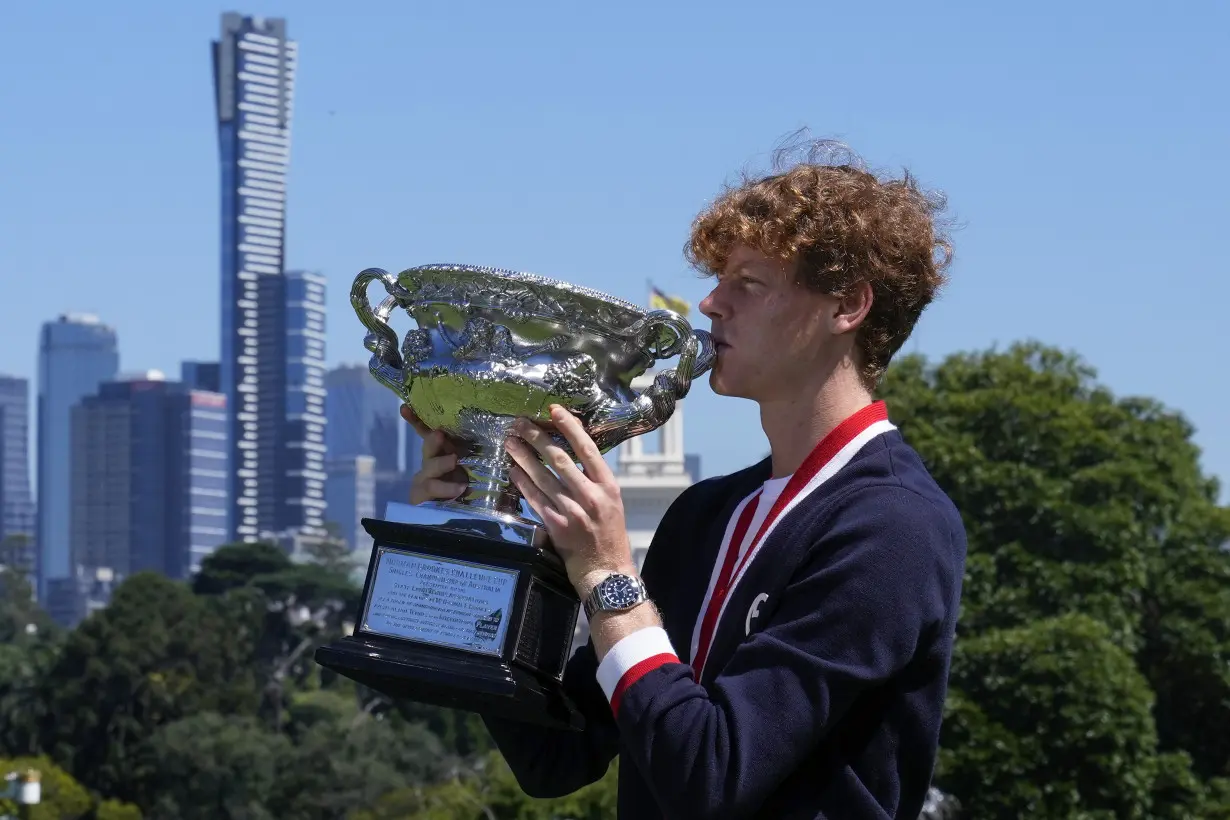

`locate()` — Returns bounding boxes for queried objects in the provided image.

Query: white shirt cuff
[595,626,679,703]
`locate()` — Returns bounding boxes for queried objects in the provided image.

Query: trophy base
[314,512,585,732]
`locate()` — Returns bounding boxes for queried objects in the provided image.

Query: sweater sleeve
[481,638,622,798]
[597,485,957,820]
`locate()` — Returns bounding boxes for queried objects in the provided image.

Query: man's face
[698,245,838,402]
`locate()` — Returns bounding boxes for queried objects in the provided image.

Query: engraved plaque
[361,547,519,657]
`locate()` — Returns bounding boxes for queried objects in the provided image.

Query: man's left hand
[504,404,636,596]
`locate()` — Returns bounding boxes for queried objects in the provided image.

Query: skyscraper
[324,455,376,552]
[280,269,328,535]
[37,313,119,599]
[324,364,401,472]
[212,13,301,541]
[181,360,221,393]
[0,376,34,548]
[70,372,229,582]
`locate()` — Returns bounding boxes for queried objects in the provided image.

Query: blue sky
[1,0,1227,498]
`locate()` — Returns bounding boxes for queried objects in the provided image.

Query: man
[403,140,966,819]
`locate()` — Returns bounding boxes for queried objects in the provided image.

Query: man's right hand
[401,404,469,504]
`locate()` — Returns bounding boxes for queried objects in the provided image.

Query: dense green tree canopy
[880,342,1230,818]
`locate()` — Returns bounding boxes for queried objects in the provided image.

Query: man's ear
[829,280,873,335]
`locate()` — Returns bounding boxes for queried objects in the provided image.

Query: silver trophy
[315,264,714,730]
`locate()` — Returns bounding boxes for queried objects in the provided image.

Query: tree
[269,710,453,820]
[191,541,294,597]
[133,712,289,820]
[354,751,619,820]
[878,342,1230,818]
[0,756,91,820]
[937,613,1158,819]
[36,572,264,802]
[192,541,362,734]
[0,534,57,645]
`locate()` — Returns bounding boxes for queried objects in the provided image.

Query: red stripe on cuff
[610,652,679,716]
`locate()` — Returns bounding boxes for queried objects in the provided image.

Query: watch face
[600,575,641,609]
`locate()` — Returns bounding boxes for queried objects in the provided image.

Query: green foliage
[0,756,91,820]
[35,572,264,802]
[352,751,619,820]
[938,613,1157,819]
[191,541,293,596]
[133,712,287,820]
[881,342,1230,819]
[0,535,59,651]
[92,800,144,820]
[1137,523,1230,779]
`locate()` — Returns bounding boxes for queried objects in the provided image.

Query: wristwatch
[583,572,650,619]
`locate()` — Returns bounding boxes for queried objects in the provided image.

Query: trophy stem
[457,444,524,518]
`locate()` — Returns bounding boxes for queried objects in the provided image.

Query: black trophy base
[314,515,585,732]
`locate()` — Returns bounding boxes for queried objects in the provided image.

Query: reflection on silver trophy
[316,263,714,729]
[351,263,715,544]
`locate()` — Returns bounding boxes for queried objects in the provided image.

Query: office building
[324,455,376,552]
[280,269,328,536]
[212,12,301,541]
[0,376,34,549]
[36,313,119,599]
[182,360,222,393]
[325,364,401,471]
[69,372,229,583]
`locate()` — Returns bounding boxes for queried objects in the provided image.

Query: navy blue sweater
[483,404,967,819]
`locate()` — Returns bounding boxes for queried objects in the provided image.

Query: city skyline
[1,2,1226,505]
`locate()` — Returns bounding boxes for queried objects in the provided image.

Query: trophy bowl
[351,263,715,540]
[315,263,714,731]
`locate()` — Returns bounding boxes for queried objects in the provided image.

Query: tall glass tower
[212,13,300,541]
[36,314,119,598]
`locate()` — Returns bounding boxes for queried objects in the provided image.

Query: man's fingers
[409,452,468,504]
[421,429,458,460]
[510,465,567,532]
[504,436,569,502]
[421,452,459,478]
[418,478,467,503]
[402,405,460,460]
[510,416,589,495]
[548,405,614,484]
[399,403,432,438]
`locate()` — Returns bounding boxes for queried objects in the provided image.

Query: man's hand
[503,404,637,597]
[400,404,469,504]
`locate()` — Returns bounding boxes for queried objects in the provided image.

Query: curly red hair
[685,138,953,388]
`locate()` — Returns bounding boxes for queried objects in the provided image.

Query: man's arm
[590,485,959,820]
[481,636,622,798]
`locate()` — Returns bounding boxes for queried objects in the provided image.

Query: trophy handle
[351,267,412,403]
[585,310,716,452]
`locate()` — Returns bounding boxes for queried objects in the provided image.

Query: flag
[649,285,690,317]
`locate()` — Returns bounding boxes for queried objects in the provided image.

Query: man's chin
[707,369,739,397]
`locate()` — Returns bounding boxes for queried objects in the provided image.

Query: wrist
[590,599,662,660]
[575,563,639,600]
